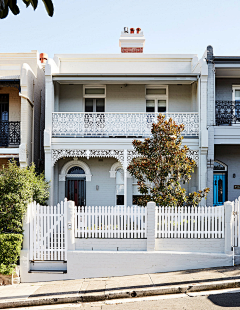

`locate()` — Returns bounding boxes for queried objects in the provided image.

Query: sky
[0,0,240,59]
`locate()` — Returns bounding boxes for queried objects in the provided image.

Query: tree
[0,160,49,234]
[127,114,209,207]
[0,0,54,19]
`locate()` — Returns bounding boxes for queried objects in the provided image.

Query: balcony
[215,101,240,125]
[52,112,199,138]
[0,121,21,147]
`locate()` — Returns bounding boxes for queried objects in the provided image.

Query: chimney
[40,53,48,64]
[119,27,145,53]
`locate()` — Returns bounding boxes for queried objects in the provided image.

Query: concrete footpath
[0,266,240,309]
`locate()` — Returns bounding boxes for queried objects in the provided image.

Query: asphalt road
[7,288,240,310]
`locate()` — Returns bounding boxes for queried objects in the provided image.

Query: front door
[67,179,86,206]
[213,174,226,206]
[0,95,9,146]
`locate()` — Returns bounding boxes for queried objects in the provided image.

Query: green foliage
[0,160,49,234]
[0,234,22,275]
[128,114,210,207]
[0,0,54,19]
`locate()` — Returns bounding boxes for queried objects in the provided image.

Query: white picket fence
[155,206,225,238]
[232,197,240,247]
[75,206,147,238]
[29,201,67,261]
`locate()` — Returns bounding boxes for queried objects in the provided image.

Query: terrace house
[0,51,45,169]
[45,29,208,207]
[206,46,240,206]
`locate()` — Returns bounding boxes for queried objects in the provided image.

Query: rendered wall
[155,238,225,253]
[55,157,133,206]
[0,87,21,122]
[75,239,147,251]
[216,78,240,100]
[215,144,240,201]
[57,84,196,113]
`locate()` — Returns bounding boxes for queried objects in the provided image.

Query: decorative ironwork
[0,121,20,146]
[215,101,240,125]
[52,112,199,138]
[52,149,125,166]
[52,149,199,167]
[187,150,199,166]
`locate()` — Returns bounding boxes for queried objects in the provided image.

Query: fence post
[66,199,75,251]
[147,201,156,251]
[224,201,233,254]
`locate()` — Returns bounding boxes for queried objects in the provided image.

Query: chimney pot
[136,27,141,34]
[130,28,135,34]
[124,27,128,33]
[40,53,48,64]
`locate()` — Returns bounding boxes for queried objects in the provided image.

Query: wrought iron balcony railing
[0,121,21,147]
[215,101,240,125]
[52,112,199,138]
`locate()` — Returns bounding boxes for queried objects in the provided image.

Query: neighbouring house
[44,28,208,207]
[0,51,45,170]
[206,46,240,206]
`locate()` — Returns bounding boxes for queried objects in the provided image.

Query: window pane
[146,100,155,112]
[96,99,105,112]
[146,88,166,95]
[68,166,85,174]
[85,99,93,112]
[235,90,240,98]
[85,88,105,95]
[158,100,166,112]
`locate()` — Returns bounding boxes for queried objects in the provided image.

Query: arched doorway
[66,166,86,206]
[213,161,227,206]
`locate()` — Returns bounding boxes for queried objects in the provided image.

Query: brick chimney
[119,27,145,53]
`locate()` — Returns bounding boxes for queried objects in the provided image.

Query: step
[28,270,67,274]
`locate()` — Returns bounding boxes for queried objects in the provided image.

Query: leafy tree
[0,0,54,19]
[0,160,49,233]
[128,114,209,207]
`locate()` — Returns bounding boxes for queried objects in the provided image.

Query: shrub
[0,234,23,275]
[0,160,49,234]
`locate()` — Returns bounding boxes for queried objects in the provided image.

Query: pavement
[0,266,240,309]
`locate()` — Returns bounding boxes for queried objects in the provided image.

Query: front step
[29,270,67,274]
[30,261,67,272]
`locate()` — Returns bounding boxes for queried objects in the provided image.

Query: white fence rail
[52,112,199,137]
[156,206,224,238]
[29,201,67,261]
[232,198,240,247]
[75,206,147,238]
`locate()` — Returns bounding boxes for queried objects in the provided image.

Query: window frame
[83,85,106,99]
[145,85,168,113]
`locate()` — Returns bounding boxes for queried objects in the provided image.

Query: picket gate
[29,200,67,261]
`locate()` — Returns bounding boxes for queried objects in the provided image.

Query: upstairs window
[83,85,106,98]
[145,86,168,113]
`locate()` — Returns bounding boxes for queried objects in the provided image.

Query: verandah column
[123,149,128,208]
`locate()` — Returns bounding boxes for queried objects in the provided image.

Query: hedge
[0,234,23,275]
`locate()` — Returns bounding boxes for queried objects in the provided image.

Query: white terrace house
[0,51,45,169]
[44,29,208,207]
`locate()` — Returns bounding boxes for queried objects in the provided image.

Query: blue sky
[0,0,239,59]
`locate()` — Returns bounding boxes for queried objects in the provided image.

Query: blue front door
[213,174,226,206]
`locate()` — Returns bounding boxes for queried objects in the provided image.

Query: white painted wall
[75,239,147,251]
[56,54,196,74]
[155,238,225,253]
[56,84,196,113]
